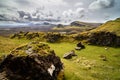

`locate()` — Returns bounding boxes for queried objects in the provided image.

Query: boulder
[75,42,85,50]
[0,42,63,80]
[75,47,82,50]
[63,50,77,59]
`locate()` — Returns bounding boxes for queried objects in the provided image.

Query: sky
[0,0,120,24]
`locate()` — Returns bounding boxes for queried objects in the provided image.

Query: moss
[44,33,63,43]
[10,42,52,57]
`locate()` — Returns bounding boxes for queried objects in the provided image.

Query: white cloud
[62,7,85,22]
[0,0,68,12]
[75,2,83,7]
[89,0,115,10]
[62,9,74,18]
[76,8,84,14]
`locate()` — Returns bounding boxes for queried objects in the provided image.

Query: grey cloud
[0,14,18,21]
[89,0,115,10]
[64,0,81,4]
[17,11,26,19]
[15,0,30,4]
[0,14,7,21]
[17,9,59,22]
[0,4,7,8]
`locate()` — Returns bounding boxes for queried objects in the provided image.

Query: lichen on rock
[0,41,64,80]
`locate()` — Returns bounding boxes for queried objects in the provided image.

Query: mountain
[70,21,102,27]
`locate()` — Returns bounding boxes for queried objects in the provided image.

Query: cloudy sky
[0,0,120,24]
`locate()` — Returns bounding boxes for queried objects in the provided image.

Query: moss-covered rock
[87,31,120,47]
[10,32,40,40]
[0,42,63,80]
[44,33,63,43]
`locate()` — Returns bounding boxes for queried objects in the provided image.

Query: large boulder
[63,50,77,59]
[0,42,63,80]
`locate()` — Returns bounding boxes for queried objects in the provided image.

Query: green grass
[0,36,120,80]
[48,42,120,80]
[0,36,30,55]
[91,18,120,36]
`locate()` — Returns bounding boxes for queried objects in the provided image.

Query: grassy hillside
[91,18,120,36]
[0,36,120,80]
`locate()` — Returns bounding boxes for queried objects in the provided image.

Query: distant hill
[73,18,120,46]
[70,21,102,27]
[52,21,102,33]
[91,18,120,36]
[87,18,120,46]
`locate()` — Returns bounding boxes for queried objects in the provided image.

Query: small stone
[99,55,107,61]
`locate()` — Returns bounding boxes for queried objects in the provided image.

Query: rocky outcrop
[0,42,63,80]
[44,33,63,43]
[88,31,120,47]
[10,31,39,40]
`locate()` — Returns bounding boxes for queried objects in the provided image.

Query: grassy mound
[91,18,120,36]
[73,18,120,47]
[0,42,63,80]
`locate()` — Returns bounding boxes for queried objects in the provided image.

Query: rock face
[0,42,63,80]
[88,31,120,47]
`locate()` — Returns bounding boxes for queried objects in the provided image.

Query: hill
[71,21,102,27]
[73,18,120,47]
[91,18,120,36]
[88,18,120,46]
[52,21,102,33]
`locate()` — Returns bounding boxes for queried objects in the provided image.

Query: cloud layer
[0,0,120,23]
[89,0,115,10]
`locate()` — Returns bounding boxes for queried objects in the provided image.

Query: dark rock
[88,31,120,47]
[44,33,62,43]
[63,50,77,59]
[57,24,64,28]
[76,42,85,49]
[0,42,63,80]
[63,53,72,59]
